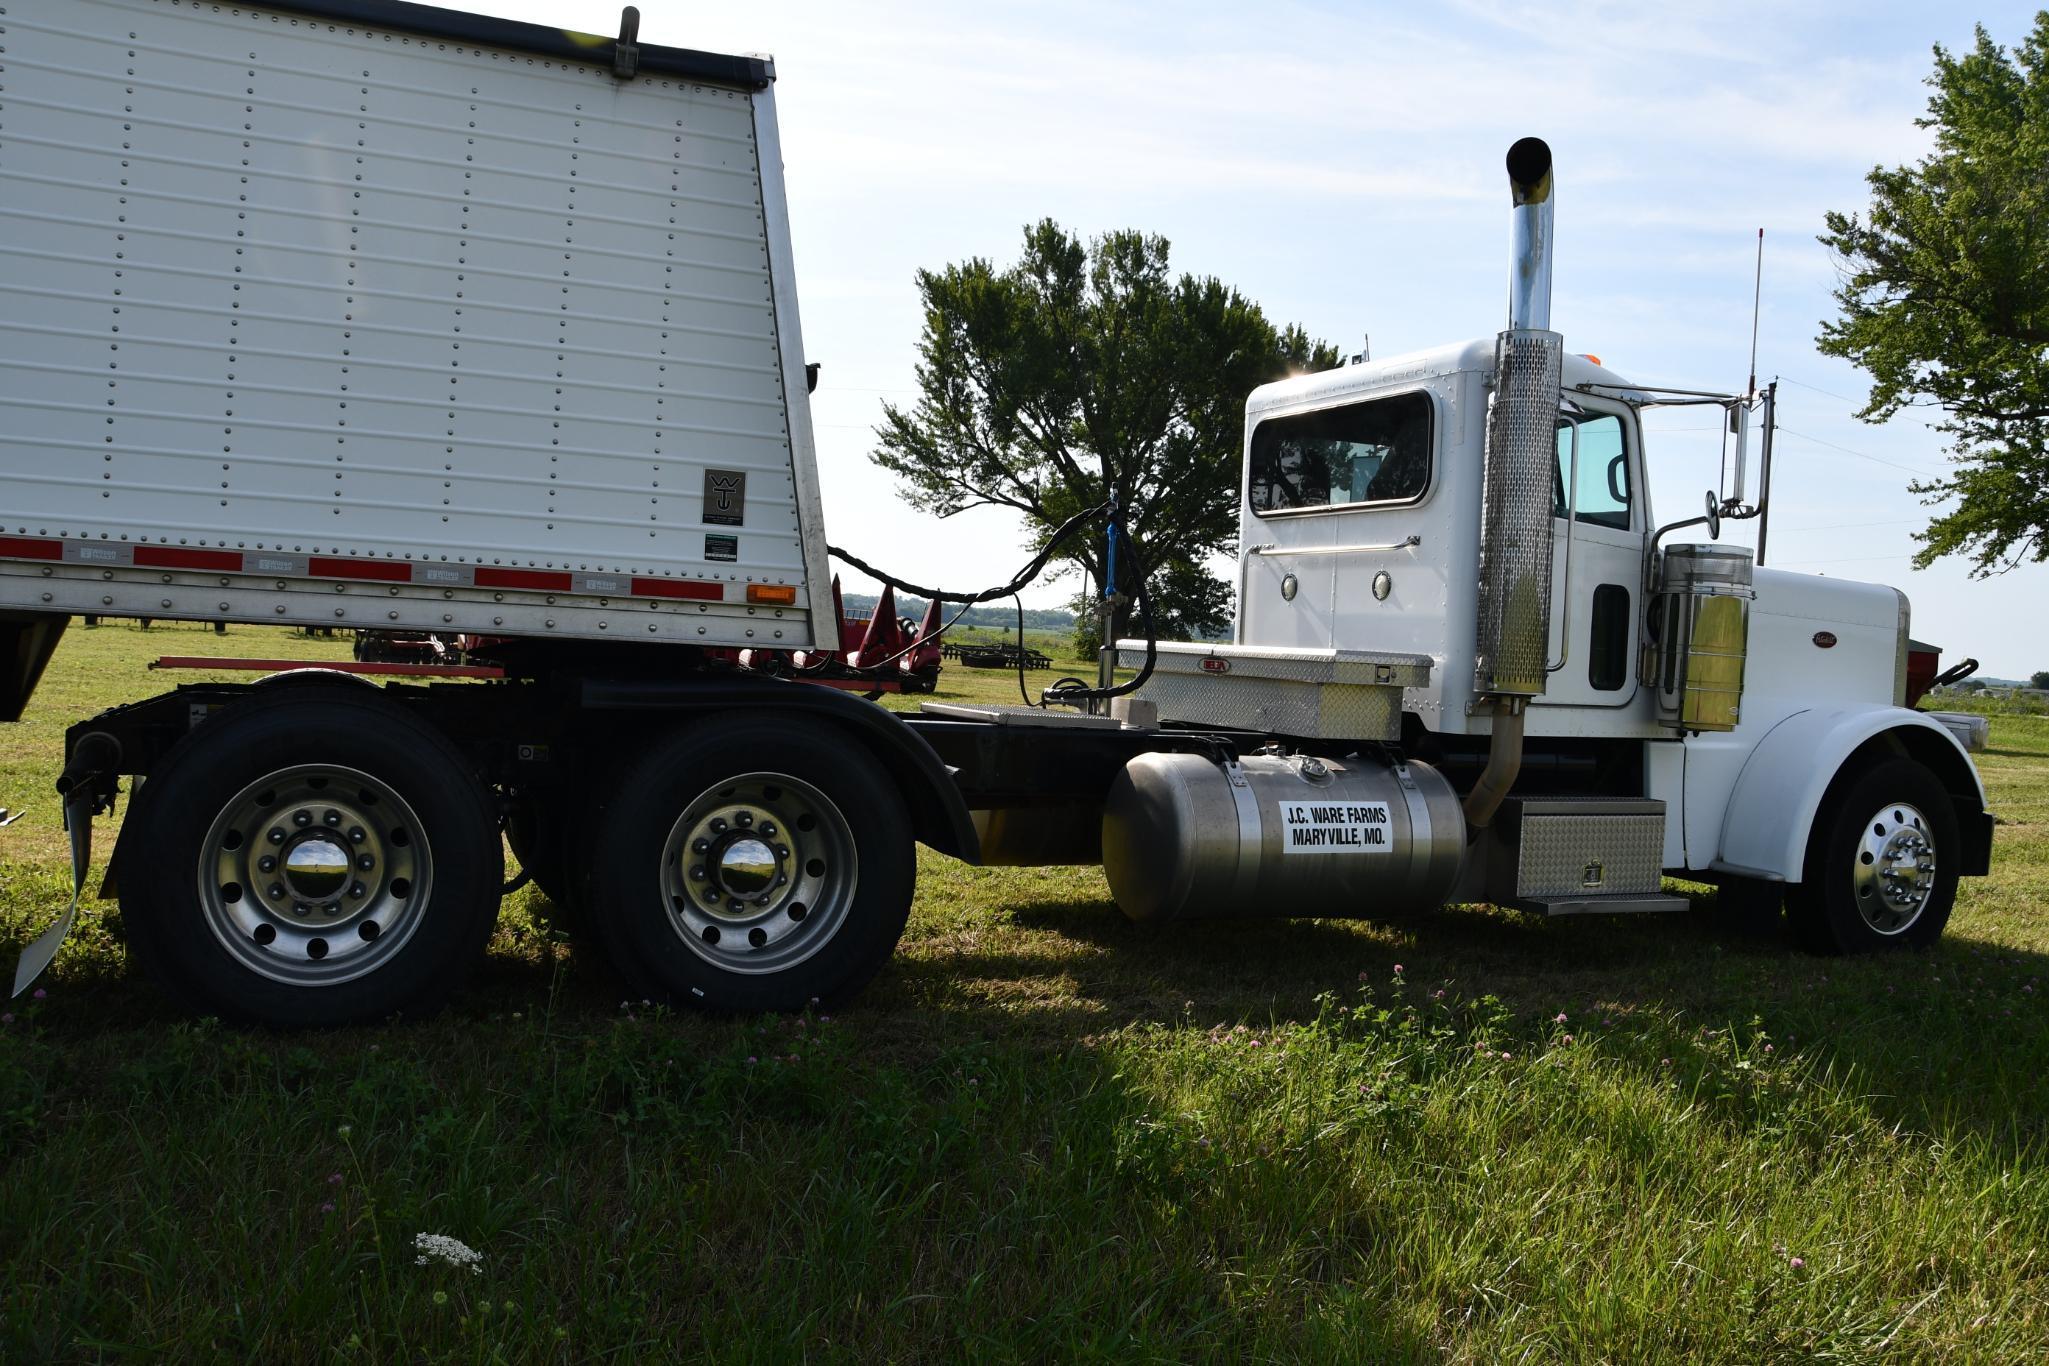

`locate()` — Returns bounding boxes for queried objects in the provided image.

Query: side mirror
[1703,489,1721,540]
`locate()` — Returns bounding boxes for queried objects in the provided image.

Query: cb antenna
[1746,227,1764,398]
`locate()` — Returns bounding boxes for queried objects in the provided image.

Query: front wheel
[1788,757,1958,954]
[586,718,914,1011]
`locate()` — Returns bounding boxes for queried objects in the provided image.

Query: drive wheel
[120,689,502,1025]
[586,718,913,1011]
[1787,757,1957,954]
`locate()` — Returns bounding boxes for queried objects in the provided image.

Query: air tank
[1101,751,1466,922]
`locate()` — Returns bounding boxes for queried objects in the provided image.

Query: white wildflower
[412,1232,484,1276]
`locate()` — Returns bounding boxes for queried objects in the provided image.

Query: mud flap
[10,791,92,997]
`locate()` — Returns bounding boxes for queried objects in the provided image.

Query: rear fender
[1715,706,1989,882]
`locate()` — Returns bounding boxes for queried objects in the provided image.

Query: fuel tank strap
[1222,757,1264,905]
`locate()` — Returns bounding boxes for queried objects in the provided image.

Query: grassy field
[1,622,2045,1361]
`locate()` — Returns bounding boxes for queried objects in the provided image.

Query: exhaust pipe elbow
[1462,699,1524,832]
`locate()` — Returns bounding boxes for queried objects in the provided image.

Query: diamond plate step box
[1486,795,1669,911]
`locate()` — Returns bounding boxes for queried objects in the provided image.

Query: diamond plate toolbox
[1113,641,1432,741]
[1497,796,1666,898]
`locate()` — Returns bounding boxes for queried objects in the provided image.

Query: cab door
[1533,399,1644,712]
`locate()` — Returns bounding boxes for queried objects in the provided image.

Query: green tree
[1818,14,2049,575]
[2030,669,2049,690]
[872,220,1335,645]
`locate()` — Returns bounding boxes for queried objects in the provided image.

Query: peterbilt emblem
[1812,631,1838,649]
[1201,656,1231,675]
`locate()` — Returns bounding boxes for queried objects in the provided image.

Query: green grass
[1,623,2046,1361]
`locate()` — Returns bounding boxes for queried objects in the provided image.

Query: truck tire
[585,717,914,1011]
[119,689,502,1026]
[1787,757,1958,954]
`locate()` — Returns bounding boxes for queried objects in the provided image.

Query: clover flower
[413,1232,484,1276]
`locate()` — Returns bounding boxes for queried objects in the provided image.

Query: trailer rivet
[493,593,503,603]
[160,573,172,584]
[41,594,52,604]
[388,611,398,620]
[277,606,287,615]
[220,602,230,611]
[102,596,114,606]
[40,568,52,578]
[443,614,453,623]
[102,570,113,581]
[335,608,345,618]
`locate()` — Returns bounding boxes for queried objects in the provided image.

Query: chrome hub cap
[659,772,856,974]
[1852,801,1935,935]
[199,764,431,985]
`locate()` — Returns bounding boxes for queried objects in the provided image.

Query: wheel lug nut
[258,855,277,873]
[294,811,312,827]
[690,865,706,881]
[759,822,776,837]
[728,899,743,913]
[323,810,341,827]
[268,828,286,845]
[268,884,284,899]
[693,838,710,854]
[775,845,789,859]
[735,812,753,828]
[349,882,366,899]
[709,818,727,833]
[356,854,374,870]
[349,826,366,844]
[753,895,770,907]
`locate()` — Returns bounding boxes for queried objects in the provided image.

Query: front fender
[1715,706,1986,882]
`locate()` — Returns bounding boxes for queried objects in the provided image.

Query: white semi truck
[0,0,1992,1025]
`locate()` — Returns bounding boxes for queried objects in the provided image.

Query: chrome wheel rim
[1852,801,1935,935]
[658,771,856,975]
[198,764,432,986]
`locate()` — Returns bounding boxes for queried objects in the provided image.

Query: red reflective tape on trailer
[308,556,412,583]
[631,577,723,601]
[0,536,63,561]
[133,546,244,572]
[475,567,573,592]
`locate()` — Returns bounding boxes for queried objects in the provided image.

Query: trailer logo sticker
[1278,800,1391,853]
[703,470,747,526]
[704,533,739,563]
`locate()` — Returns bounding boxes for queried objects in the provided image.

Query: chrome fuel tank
[1101,752,1466,922]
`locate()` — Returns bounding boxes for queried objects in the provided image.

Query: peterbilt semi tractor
[0,0,1991,1025]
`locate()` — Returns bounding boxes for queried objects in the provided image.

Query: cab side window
[1248,391,1432,515]
[1554,410,1631,530]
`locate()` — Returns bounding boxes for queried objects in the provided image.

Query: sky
[471,0,2046,678]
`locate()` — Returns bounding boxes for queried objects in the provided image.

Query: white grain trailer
[0,1,1993,1027]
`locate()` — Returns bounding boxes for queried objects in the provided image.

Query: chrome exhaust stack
[1468,137,1565,829]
